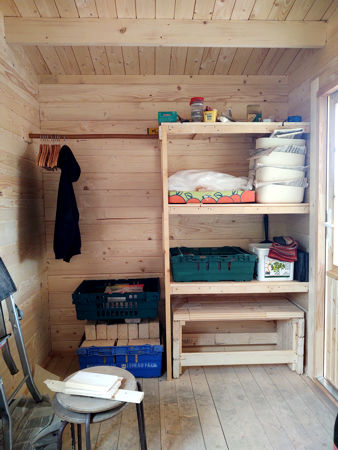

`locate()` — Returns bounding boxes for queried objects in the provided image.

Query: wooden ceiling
[2,0,337,77]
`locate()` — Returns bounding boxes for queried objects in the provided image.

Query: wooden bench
[172,297,304,378]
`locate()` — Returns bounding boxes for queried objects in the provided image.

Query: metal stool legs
[85,414,91,450]
[136,382,147,450]
[56,421,86,450]
[77,424,82,450]
[70,423,76,450]
[57,421,68,450]
[55,383,146,450]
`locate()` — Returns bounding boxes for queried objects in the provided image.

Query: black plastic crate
[72,278,160,320]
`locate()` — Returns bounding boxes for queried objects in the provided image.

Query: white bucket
[256,137,305,149]
[256,152,305,167]
[248,243,294,281]
[255,166,305,183]
[255,137,306,167]
[256,184,305,203]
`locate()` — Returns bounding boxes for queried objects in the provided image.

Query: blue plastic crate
[77,344,163,378]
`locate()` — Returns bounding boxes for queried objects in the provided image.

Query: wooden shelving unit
[160,122,311,380]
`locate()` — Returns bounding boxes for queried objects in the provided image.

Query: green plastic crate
[170,247,256,282]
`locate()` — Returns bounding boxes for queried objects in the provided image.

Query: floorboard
[44,357,337,450]
[250,366,316,449]
[266,365,332,449]
[189,367,228,449]
[233,365,295,450]
[175,370,205,450]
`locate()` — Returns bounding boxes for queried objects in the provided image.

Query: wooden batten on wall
[39,74,289,352]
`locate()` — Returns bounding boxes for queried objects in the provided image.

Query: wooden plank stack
[83,319,160,348]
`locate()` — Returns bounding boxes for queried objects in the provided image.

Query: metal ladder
[0,258,42,449]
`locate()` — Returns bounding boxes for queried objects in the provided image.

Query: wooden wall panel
[40,74,288,352]
[0,11,49,395]
[288,9,338,119]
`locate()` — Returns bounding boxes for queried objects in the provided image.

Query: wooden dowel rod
[29,133,158,140]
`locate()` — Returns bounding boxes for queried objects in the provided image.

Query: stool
[52,366,147,450]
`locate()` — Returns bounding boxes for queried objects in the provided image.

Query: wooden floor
[45,356,337,450]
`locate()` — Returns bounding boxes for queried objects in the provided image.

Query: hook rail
[29,133,158,140]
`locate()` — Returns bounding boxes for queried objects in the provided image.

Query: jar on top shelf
[190,97,204,122]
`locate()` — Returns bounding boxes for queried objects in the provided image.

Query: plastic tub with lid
[255,137,306,167]
[255,166,306,183]
[256,137,306,150]
[190,97,204,122]
[256,184,305,203]
[256,152,305,167]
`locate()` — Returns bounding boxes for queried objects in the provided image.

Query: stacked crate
[72,278,163,377]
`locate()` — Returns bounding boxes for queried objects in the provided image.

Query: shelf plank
[168,203,309,215]
[180,350,296,367]
[173,298,304,321]
[161,122,310,136]
[170,280,309,295]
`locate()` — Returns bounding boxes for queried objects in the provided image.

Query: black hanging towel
[54,145,81,262]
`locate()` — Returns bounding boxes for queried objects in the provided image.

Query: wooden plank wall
[288,8,338,120]
[0,11,49,395]
[40,75,289,353]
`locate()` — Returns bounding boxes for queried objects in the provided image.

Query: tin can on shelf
[190,97,204,122]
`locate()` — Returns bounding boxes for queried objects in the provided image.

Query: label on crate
[264,256,291,278]
[121,362,158,369]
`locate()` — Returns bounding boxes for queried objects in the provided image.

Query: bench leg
[277,319,296,371]
[296,318,304,374]
[277,318,304,373]
[173,321,184,379]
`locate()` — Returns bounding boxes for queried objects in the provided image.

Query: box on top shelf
[168,190,255,204]
[158,111,177,124]
[72,278,160,321]
[170,247,257,282]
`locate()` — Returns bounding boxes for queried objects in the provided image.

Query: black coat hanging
[54,145,81,262]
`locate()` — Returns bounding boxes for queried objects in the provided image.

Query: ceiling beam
[37,74,288,84]
[4,17,327,48]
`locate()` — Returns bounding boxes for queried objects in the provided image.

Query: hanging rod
[29,133,158,140]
